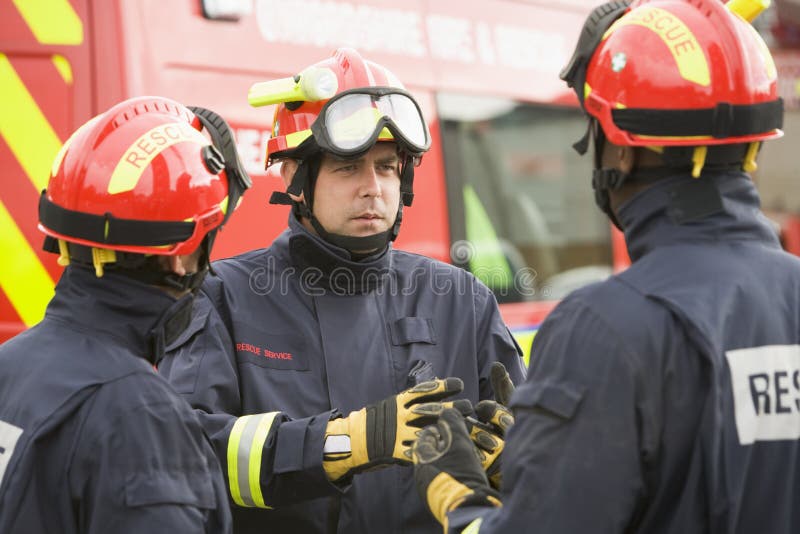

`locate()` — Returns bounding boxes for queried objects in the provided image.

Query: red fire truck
[2,0,799,363]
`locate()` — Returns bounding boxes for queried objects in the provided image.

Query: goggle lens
[322,91,428,154]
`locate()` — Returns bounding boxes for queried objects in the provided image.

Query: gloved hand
[323,377,471,482]
[467,400,514,489]
[490,361,516,406]
[467,361,516,488]
[413,408,501,532]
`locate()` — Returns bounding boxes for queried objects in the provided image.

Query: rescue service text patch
[232,322,309,371]
[726,344,800,445]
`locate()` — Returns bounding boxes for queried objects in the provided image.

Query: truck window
[754,109,800,245]
[438,93,612,303]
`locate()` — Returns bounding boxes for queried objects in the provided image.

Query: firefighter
[157,47,526,533]
[412,0,800,532]
[0,96,252,533]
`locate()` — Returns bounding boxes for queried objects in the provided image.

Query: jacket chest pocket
[389,317,441,388]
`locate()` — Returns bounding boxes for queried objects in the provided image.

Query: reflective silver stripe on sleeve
[227,412,278,508]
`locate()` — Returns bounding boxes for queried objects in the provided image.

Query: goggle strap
[390,202,403,242]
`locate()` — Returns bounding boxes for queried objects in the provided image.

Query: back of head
[39,96,248,290]
[561,0,783,221]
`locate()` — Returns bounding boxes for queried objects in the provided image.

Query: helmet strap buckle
[92,248,117,278]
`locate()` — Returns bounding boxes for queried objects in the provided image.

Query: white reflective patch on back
[0,420,23,487]
[726,345,800,445]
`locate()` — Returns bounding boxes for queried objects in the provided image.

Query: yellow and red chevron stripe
[11,0,83,46]
[1,0,84,339]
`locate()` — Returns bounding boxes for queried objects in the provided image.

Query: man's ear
[619,145,636,175]
[166,255,187,276]
[279,159,304,203]
[166,249,204,276]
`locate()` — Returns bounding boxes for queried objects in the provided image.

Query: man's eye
[335,164,356,173]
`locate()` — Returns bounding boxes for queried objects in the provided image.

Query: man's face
[309,142,402,238]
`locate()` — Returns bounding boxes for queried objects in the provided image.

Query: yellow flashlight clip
[726,0,770,22]
[248,67,339,108]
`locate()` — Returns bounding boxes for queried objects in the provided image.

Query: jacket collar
[618,170,781,262]
[45,266,194,364]
[285,215,394,293]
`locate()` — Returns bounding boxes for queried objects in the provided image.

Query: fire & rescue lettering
[0,419,23,487]
[107,122,209,195]
[726,345,800,445]
[748,370,800,415]
[607,6,710,87]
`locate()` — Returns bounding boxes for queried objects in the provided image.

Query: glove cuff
[323,408,368,481]
[459,489,502,510]
[425,471,501,525]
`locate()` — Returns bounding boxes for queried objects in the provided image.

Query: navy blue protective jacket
[0,267,231,534]
[454,171,800,533]
[158,215,526,534]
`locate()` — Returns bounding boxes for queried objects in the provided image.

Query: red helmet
[563,0,783,148]
[249,48,428,248]
[255,47,430,165]
[39,96,236,257]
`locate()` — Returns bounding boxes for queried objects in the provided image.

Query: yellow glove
[323,378,470,482]
[467,361,517,488]
[468,400,514,489]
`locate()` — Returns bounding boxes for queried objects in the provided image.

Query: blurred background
[2,0,798,361]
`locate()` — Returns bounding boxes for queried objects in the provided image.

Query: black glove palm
[468,400,514,489]
[467,362,516,488]
[490,361,516,406]
[414,408,501,532]
[324,378,471,481]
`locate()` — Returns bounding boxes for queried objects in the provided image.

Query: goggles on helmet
[306,87,430,159]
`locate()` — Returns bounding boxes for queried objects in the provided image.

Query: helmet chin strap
[592,167,627,231]
[304,200,402,254]
[587,118,680,230]
[585,118,624,230]
[270,150,415,256]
